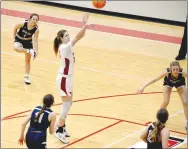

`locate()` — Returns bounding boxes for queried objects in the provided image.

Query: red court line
[2,91,176,120]
[2,91,184,148]
[2,115,27,120]
[170,130,187,135]
[2,113,145,126]
[1,110,31,120]
[61,120,124,148]
[2,113,186,136]
[144,121,152,126]
[1,8,182,44]
[69,91,177,104]
[2,114,186,148]
[69,114,146,126]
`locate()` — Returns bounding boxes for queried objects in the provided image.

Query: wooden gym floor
[1,1,187,148]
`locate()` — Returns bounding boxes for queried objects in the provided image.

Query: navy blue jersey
[17,20,38,38]
[163,68,185,88]
[147,122,164,149]
[28,106,53,132]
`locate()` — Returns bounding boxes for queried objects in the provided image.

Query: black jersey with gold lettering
[163,68,185,88]
[14,20,38,49]
[17,20,38,38]
[147,122,164,149]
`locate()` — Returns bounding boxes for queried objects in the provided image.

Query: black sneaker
[175,55,186,60]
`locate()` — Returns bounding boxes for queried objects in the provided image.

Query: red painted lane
[87,24,182,44]
[1,8,182,44]
[60,120,124,148]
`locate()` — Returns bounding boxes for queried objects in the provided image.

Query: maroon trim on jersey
[64,58,70,75]
[61,77,67,95]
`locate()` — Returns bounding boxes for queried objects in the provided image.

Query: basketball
[92,0,106,9]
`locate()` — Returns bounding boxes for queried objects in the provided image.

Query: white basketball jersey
[58,42,75,75]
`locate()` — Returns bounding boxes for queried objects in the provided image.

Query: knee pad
[59,100,72,119]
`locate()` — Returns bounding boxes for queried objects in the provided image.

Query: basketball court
[1,1,187,148]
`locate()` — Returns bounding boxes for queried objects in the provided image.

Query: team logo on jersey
[170,79,180,83]
[128,136,185,148]
[22,30,32,36]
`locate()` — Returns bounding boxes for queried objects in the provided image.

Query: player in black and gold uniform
[13,13,39,84]
[163,67,185,88]
[140,108,169,149]
[137,61,188,129]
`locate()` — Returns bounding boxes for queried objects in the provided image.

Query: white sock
[60,101,72,119]
[25,49,30,53]
[25,74,29,77]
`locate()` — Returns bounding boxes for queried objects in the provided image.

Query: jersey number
[35,112,44,123]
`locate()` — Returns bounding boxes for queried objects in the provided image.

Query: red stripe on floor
[1,8,182,44]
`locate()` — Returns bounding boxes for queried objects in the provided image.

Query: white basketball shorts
[56,73,73,96]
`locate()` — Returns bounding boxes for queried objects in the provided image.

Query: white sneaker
[29,49,36,60]
[55,126,70,137]
[54,131,69,144]
[63,126,71,137]
[24,75,31,85]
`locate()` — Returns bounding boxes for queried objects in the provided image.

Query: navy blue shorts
[26,131,46,149]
